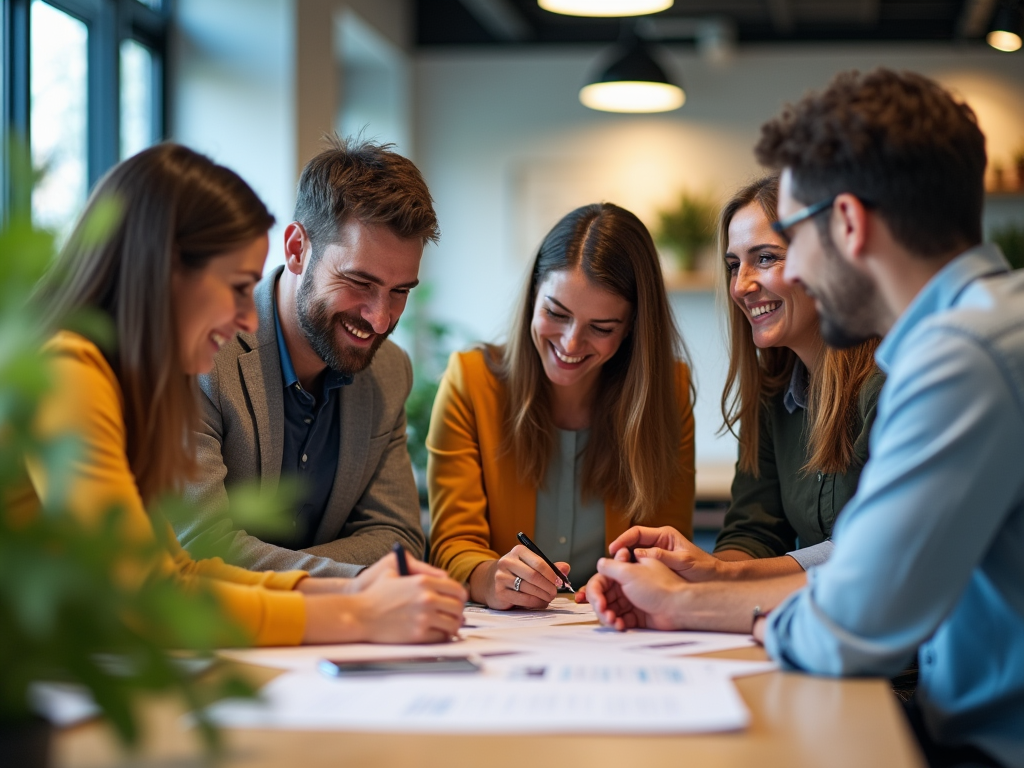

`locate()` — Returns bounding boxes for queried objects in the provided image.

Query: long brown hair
[34,143,275,502]
[719,175,878,476]
[497,203,691,523]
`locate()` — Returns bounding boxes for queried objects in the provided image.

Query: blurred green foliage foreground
[0,147,289,755]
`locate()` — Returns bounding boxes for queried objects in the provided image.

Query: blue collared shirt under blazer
[765,244,1024,768]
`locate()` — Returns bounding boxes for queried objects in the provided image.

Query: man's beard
[814,234,881,350]
[296,271,393,376]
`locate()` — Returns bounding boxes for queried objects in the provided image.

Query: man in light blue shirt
[586,69,1023,767]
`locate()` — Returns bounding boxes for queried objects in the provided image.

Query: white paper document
[205,656,750,734]
[217,634,524,674]
[461,622,757,657]
[461,597,596,630]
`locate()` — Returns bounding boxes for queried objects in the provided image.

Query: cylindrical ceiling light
[579,38,684,113]
[539,0,673,18]
[988,2,1023,51]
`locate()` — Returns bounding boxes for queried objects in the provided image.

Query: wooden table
[54,645,925,768]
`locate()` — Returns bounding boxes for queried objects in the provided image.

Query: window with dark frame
[2,0,168,232]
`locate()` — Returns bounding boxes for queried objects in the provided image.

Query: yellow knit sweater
[13,331,306,646]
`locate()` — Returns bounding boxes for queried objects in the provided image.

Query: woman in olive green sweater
[605,174,882,581]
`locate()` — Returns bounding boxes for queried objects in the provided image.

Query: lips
[341,319,373,342]
[550,341,587,366]
[749,301,781,320]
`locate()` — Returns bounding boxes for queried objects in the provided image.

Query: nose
[235,294,258,335]
[782,254,802,286]
[561,322,584,354]
[362,294,391,335]
[732,263,759,297]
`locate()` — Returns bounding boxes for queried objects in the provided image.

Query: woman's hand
[302,571,468,645]
[609,525,724,582]
[295,550,451,596]
[348,550,452,592]
[469,545,569,609]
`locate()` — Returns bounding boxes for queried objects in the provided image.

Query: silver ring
[513,576,522,592]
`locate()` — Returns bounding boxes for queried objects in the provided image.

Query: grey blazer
[176,266,425,577]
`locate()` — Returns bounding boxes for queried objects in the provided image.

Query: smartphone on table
[318,656,481,678]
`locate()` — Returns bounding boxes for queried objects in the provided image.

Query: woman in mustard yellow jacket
[428,203,695,610]
[21,144,464,646]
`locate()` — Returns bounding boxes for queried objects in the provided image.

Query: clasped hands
[585,525,722,631]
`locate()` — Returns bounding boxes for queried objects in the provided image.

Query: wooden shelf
[664,269,718,293]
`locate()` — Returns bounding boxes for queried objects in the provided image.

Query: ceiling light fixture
[988,1,1023,51]
[579,35,684,113]
[539,0,673,18]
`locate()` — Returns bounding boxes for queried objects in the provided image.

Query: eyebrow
[344,269,420,290]
[239,270,263,282]
[545,296,624,324]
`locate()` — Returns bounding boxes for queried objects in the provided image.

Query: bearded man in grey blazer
[175,137,436,577]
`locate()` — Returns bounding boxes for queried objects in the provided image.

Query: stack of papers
[205,653,756,734]
[207,598,774,735]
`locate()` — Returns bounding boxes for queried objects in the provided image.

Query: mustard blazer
[13,333,307,646]
[427,348,695,584]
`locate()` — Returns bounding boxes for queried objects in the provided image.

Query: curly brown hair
[293,135,440,266]
[754,68,986,258]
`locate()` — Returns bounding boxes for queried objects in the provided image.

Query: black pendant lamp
[988,1,1023,52]
[579,33,684,113]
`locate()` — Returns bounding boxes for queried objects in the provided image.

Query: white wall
[172,0,411,274]
[170,0,297,263]
[413,44,1024,470]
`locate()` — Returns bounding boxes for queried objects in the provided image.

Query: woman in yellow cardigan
[428,203,695,609]
[23,143,465,646]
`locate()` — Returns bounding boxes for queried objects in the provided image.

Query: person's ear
[830,194,871,268]
[283,222,310,276]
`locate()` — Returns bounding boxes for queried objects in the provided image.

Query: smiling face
[171,234,268,375]
[296,218,423,375]
[725,202,821,365]
[530,268,632,396]
[777,170,880,349]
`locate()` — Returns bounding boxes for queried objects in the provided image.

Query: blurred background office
[5,0,1024,534]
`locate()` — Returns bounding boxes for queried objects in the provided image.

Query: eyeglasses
[770,196,836,242]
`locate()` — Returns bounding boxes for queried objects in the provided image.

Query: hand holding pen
[466,530,571,610]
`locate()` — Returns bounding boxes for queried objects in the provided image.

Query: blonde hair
[718,175,879,476]
[494,203,691,523]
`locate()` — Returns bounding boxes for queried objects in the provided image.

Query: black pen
[392,541,410,576]
[516,531,574,593]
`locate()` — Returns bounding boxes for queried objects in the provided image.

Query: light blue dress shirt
[765,245,1024,767]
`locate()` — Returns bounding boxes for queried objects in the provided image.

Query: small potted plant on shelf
[0,152,270,766]
[654,191,719,273]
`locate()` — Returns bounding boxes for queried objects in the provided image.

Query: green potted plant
[0,152,272,765]
[401,285,469,516]
[991,223,1024,270]
[655,191,719,272]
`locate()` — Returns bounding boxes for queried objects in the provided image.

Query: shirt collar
[273,296,300,388]
[273,296,353,393]
[783,359,809,414]
[875,244,1009,374]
